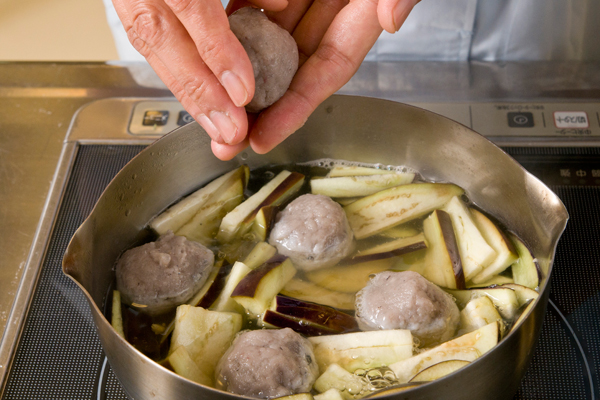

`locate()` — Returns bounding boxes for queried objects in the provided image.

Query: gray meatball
[115,231,214,316]
[229,7,298,112]
[269,194,354,271]
[215,328,318,399]
[355,271,459,347]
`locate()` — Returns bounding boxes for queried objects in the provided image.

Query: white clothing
[104,0,600,62]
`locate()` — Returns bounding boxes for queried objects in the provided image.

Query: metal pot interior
[63,95,568,400]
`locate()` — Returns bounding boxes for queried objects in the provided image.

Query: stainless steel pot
[63,95,568,400]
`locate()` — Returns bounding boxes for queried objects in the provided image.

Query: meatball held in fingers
[228,7,299,113]
[356,271,460,347]
[269,194,354,271]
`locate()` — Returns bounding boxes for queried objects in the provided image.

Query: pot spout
[62,221,96,300]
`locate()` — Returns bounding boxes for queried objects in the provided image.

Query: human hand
[230,0,421,155]
[111,0,290,160]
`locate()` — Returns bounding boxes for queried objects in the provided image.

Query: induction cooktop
[1,97,599,400]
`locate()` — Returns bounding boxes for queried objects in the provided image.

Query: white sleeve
[102,0,147,61]
[101,0,230,61]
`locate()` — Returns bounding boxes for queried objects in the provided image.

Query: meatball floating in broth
[228,7,299,112]
[215,328,319,399]
[108,161,539,397]
[269,194,354,271]
[356,270,460,346]
[115,231,214,316]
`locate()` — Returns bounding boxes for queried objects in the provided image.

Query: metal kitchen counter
[1,61,600,376]
[0,63,171,367]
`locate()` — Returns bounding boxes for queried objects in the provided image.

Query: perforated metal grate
[1,145,598,399]
[1,146,143,400]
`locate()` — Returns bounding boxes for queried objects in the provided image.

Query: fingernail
[197,114,221,143]
[210,110,238,144]
[392,1,414,32]
[221,70,249,107]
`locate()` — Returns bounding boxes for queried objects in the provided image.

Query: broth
[112,160,539,399]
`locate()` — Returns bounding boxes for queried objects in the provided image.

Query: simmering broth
[110,160,540,399]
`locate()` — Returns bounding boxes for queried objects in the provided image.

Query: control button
[507,112,534,128]
[177,111,194,126]
[553,111,589,128]
[143,110,169,126]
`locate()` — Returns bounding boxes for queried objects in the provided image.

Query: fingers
[378,0,420,33]
[249,0,382,154]
[211,138,250,160]
[292,0,349,64]
[112,0,248,145]
[163,0,254,107]
[264,0,313,32]
[226,0,289,14]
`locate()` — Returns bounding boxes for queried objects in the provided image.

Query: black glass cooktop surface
[1,145,599,400]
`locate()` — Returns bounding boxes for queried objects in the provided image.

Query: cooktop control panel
[129,100,194,135]
[129,100,600,142]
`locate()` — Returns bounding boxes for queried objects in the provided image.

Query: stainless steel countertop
[0,63,171,357]
[1,61,599,372]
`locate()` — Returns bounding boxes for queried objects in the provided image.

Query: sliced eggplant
[157,260,233,343]
[341,233,427,266]
[509,234,540,289]
[507,298,535,332]
[314,345,412,376]
[311,173,414,198]
[309,330,413,374]
[168,305,242,385]
[211,261,253,312]
[500,283,539,306]
[334,197,361,206]
[261,310,342,336]
[459,296,503,336]
[271,295,358,333]
[314,388,344,400]
[466,274,514,288]
[470,209,518,284]
[446,287,519,320]
[181,259,224,308]
[175,170,246,245]
[328,166,398,177]
[313,363,367,399]
[306,258,395,294]
[196,262,234,309]
[276,394,314,400]
[217,170,304,243]
[309,329,412,349]
[408,360,470,382]
[231,256,297,315]
[443,196,496,281]
[281,278,355,310]
[111,290,125,338]
[242,241,278,270]
[422,209,465,289]
[344,183,464,239]
[389,322,499,383]
[377,225,420,239]
[151,166,249,235]
[252,205,278,242]
[168,345,212,386]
